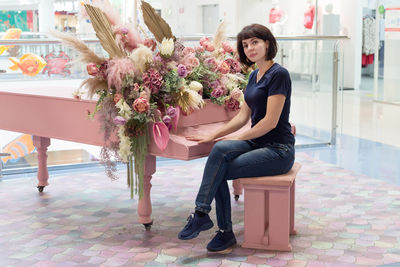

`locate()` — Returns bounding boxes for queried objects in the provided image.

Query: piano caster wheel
[37,186,45,192]
[234,195,239,201]
[143,221,153,231]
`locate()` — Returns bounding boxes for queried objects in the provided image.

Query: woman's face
[242,37,269,63]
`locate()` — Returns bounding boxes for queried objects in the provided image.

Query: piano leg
[138,155,156,230]
[33,136,51,192]
[232,179,243,201]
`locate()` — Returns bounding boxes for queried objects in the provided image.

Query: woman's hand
[185,135,216,144]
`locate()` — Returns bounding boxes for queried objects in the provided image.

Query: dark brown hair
[236,24,277,66]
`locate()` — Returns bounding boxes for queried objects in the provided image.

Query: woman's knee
[211,140,234,155]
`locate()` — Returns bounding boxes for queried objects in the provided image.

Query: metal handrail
[0,35,349,45]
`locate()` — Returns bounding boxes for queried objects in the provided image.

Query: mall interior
[0,0,399,266]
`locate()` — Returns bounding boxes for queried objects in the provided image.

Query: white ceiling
[0,0,40,10]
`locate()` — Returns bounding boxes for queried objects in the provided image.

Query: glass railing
[0,35,347,173]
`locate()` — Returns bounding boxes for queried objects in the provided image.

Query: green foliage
[162,70,182,94]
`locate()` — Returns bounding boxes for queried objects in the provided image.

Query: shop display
[269,0,288,34]
[0,28,22,55]
[8,53,47,76]
[304,0,315,30]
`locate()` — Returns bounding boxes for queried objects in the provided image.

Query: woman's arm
[186,101,251,143]
[229,94,285,140]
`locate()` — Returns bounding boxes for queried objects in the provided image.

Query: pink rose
[140,90,150,101]
[166,106,178,118]
[211,87,225,98]
[182,46,195,56]
[222,41,233,53]
[144,38,157,51]
[86,63,99,76]
[133,83,140,91]
[230,88,242,100]
[204,57,218,71]
[203,42,215,52]
[218,61,230,74]
[225,58,242,73]
[199,37,209,46]
[195,46,205,53]
[133,97,150,113]
[183,55,200,71]
[225,97,240,111]
[114,93,123,104]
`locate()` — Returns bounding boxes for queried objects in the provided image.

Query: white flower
[115,99,132,120]
[160,38,174,57]
[189,81,203,92]
[129,44,153,72]
[118,126,132,162]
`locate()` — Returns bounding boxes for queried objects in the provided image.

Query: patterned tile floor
[1,152,400,267]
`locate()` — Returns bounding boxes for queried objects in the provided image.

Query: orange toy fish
[0,28,22,55]
[9,53,47,76]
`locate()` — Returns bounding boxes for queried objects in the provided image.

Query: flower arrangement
[54,0,249,198]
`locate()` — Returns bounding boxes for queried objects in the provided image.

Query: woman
[178,24,295,252]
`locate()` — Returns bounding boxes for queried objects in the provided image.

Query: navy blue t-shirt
[244,63,295,146]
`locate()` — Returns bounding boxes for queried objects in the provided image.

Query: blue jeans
[195,140,295,231]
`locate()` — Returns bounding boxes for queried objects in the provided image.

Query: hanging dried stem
[51,30,105,65]
[84,4,126,58]
[141,1,175,43]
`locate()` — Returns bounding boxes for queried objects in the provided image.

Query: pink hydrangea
[143,68,163,94]
[133,97,150,113]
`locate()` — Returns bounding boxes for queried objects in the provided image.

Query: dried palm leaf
[80,77,108,99]
[141,1,175,43]
[213,21,226,52]
[51,30,105,65]
[176,88,204,114]
[84,4,125,58]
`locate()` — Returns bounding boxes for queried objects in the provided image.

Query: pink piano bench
[238,162,301,251]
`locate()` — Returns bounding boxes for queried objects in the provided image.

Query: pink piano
[0,79,245,229]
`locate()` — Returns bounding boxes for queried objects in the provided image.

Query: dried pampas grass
[141,1,174,43]
[80,77,108,99]
[213,21,227,52]
[51,30,105,65]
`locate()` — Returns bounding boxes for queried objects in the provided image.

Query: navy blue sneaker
[206,230,237,252]
[178,213,214,240]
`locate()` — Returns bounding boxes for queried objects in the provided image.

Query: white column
[38,0,55,32]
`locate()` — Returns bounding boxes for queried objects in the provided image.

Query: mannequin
[304,0,315,33]
[269,0,288,35]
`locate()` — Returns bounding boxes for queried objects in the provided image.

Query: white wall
[142,0,363,89]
